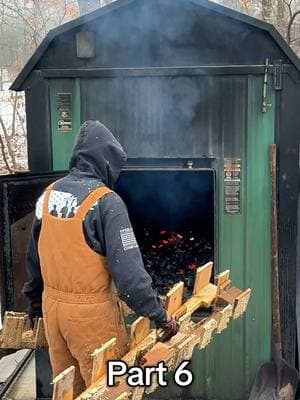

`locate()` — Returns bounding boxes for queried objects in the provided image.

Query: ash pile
[140,229,213,297]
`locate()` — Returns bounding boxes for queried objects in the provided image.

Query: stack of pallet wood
[51,262,251,400]
[0,311,47,349]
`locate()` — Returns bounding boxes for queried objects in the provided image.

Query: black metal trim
[123,157,216,169]
[0,171,66,317]
[283,64,300,83]
[40,66,273,79]
[2,183,14,312]
[35,349,53,399]
[0,171,67,183]
[0,350,34,398]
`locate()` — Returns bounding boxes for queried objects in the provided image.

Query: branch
[0,114,17,169]
[10,92,17,136]
[58,0,68,25]
[287,9,300,44]
[15,102,26,136]
[32,0,48,36]
[284,0,294,19]
[289,36,300,44]
[0,1,36,35]
[0,132,12,173]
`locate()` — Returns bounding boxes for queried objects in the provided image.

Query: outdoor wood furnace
[3,0,300,399]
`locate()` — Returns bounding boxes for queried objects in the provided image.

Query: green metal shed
[8,0,300,399]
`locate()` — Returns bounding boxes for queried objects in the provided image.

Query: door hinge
[273,59,283,90]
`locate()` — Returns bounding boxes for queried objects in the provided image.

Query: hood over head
[69,120,127,186]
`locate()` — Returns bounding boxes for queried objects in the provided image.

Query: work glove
[25,314,37,330]
[26,300,43,329]
[156,311,179,342]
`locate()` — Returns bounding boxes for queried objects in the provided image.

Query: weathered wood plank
[91,338,117,384]
[130,317,150,349]
[193,262,213,295]
[215,269,231,293]
[165,281,184,316]
[233,288,252,319]
[52,366,75,400]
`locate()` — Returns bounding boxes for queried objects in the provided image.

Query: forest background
[0,0,299,173]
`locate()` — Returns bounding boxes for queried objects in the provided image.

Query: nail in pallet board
[52,262,251,400]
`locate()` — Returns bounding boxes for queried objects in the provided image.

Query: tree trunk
[77,0,114,15]
[0,133,12,173]
[77,0,100,14]
[277,0,286,36]
[287,10,300,45]
[262,0,274,23]
[0,114,17,169]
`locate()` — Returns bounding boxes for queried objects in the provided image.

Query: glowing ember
[140,228,213,296]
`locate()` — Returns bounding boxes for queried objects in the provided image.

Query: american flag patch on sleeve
[120,228,139,251]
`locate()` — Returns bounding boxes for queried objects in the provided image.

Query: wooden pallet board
[0,312,47,349]
[193,262,213,295]
[52,366,75,400]
[165,281,184,316]
[68,264,252,400]
[0,262,252,400]
[216,287,252,319]
[91,338,117,384]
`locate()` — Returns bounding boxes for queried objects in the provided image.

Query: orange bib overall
[38,184,129,396]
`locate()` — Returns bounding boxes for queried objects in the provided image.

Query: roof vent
[76,31,95,58]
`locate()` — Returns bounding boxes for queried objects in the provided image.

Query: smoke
[115,170,214,240]
[40,0,249,159]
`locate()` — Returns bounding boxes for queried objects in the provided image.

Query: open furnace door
[115,168,215,298]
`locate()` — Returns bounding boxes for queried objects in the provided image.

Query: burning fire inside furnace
[116,170,215,298]
[140,228,213,297]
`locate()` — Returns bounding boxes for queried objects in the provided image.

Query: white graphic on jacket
[35,191,79,220]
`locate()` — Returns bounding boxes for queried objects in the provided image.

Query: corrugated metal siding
[81,75,247,159]
[49,73,275,399]
[81,74,274,400]
[186,75,274,400]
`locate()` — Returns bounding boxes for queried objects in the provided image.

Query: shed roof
[11,0,300,91]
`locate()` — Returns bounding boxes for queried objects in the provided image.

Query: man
[23,120,178,396]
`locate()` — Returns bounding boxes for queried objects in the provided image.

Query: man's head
[69,120,127,186]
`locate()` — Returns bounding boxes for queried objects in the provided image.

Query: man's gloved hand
[155,311,179,342]
[25,314,37,330]
[26,301,43,330]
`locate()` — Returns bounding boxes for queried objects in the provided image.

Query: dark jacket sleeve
[22,216,43,317]
[83,193,167,324]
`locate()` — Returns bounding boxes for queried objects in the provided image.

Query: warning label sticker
[224,158,241,215]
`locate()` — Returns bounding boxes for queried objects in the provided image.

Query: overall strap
[76,187,113,219]
[42,182,56,217]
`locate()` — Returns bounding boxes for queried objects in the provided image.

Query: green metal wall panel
[50,79,81,170]
[184,75,275,400]
[47,74,274,399]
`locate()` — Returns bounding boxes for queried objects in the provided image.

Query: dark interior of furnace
[115,169,214,297]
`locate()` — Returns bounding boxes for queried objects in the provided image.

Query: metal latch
[273,59,283,90]
[262,58,272,113]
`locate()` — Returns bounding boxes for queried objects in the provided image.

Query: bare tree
[0,0,79,173]
[262,0,274,23]
[215,0,300,54]
[284,0,300,46]
[77,0,115,14]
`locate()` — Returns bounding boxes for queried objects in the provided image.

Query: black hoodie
[23,120,166,324]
